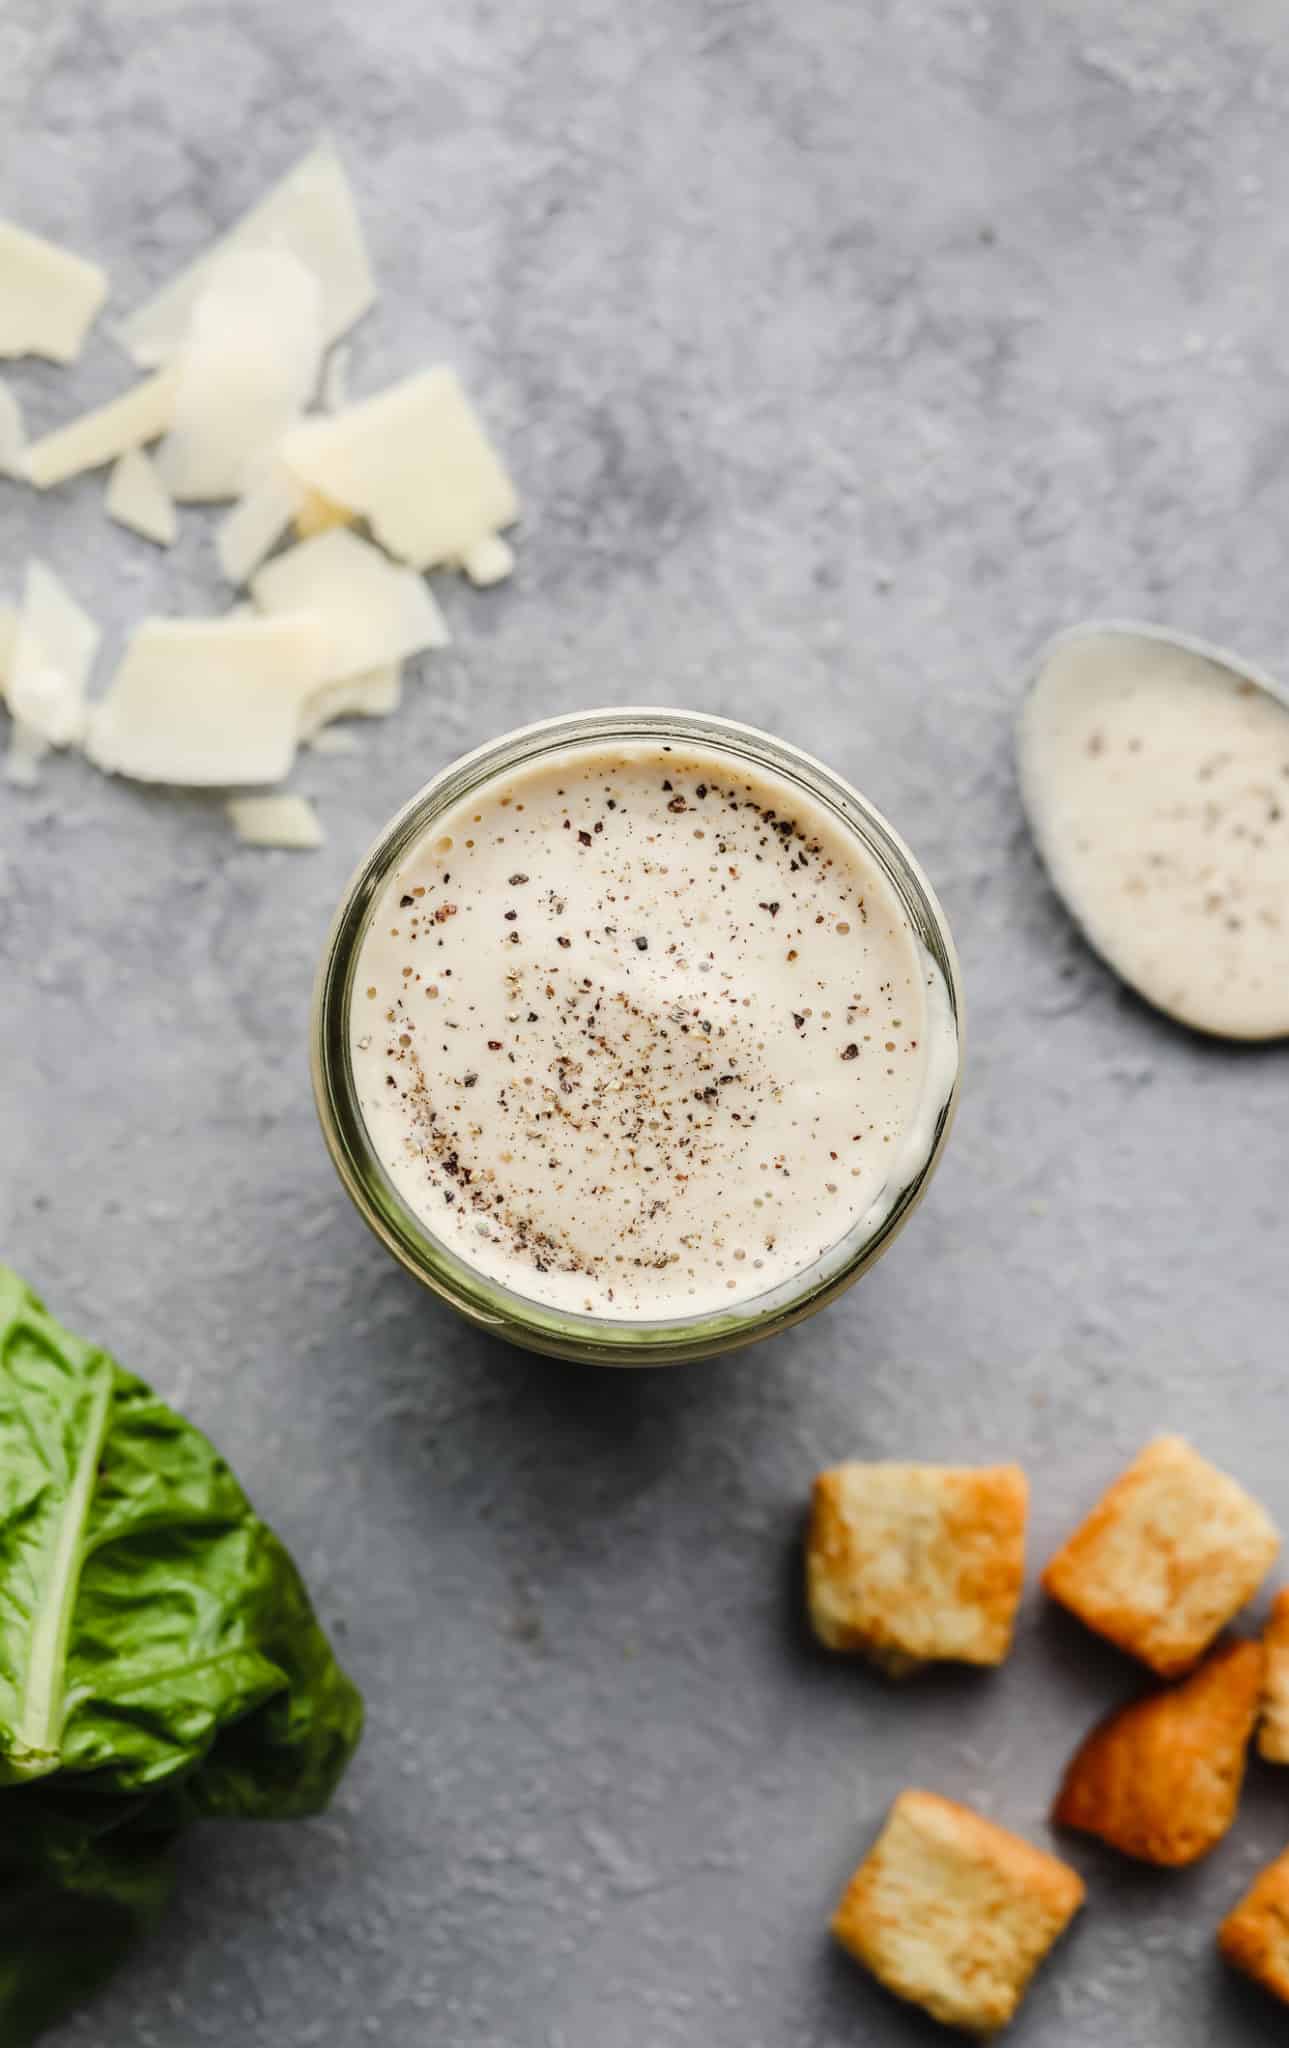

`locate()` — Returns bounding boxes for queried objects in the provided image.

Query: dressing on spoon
[1019,624,1289,1040]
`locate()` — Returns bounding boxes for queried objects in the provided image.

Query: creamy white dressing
[350,740,956,1318]
[1020,629,1289,1039]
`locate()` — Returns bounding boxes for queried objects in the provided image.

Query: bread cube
[832,1789,1084,2034]
[1053,1638,1263,1866]
[1257,1588,1289,1763]
[1219,1845,1289,2007]
[1041,1436,1278,1677]
[807,1461,1028,1674]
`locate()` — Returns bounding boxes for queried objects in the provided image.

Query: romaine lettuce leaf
[0,1789,176,2045]
[0,1268,363,2042]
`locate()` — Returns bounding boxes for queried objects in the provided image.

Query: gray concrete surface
[3,2,1288,2041]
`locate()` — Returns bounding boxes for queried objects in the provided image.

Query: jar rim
[311,706,964,1364]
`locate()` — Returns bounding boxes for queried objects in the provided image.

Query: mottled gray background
[2,1,1288,2042]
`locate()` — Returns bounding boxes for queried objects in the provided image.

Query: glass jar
[312,708,963,1365]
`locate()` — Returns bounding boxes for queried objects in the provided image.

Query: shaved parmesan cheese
[279,367,518,571]
[293,484,351,539]
[7,675,76,757]
[106,448,177,546]
[299,662,401,742]
[215,462,299,585]
[86,613,327,787]
[9,562,100,746]
[306,725,362,755]
[251,528,448,682]
[0,379,25,478]
[0,220,108,363]
[227,793,324,850]
[217,469,355,583]
[0,605,16,697]
[0,603,21,789]
[117,140,374,369]
[24,365,181,491]
[460,533,515,587]
[4,562,99,784]
[157,250,322,503]
[322,342,350,413]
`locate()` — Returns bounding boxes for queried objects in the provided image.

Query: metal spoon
[1017,620,1289,1041]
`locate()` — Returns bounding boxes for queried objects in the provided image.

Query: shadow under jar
[313,708,963,1365]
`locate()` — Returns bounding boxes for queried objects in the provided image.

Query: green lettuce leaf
[0,1787,177,2045]
[61,1363,363,1809]
[0,1273,115,1785]
[0,1268,364,2042]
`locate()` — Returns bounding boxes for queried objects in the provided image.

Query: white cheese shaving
[0,602,17,784]
[86,613,327,787]
[293,484,351,540]
[322,342,350,412]
[298,662,401,742]
[0,379,25,478]
[227,793,324,850]
[251,528,448,681]
[156,250,322,503]
[460,534,515,587]
[306,725,362,755]
[6,680,71,762]
[0,604,16,698]
[117,139,374,368]
[0,220,108,363]
[214,461,299,585]
[105,448,177,546]
[279,366,518,571]
[4,562,99,785]
[9,561,100,746]
[24,365,182,491]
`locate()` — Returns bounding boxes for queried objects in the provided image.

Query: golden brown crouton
[1053,1638,1263,1866]
[832,1789,1084,2035]
[1257,1589,1289,1763]
[1219,1846,1289,2006]
[807,1462,1028,1674]
[1041,1437,1278,1677]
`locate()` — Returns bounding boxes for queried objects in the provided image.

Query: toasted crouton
[832,1789,1084,2034]
[1219,1846,1289,2006]
[807,1462,1028,1674]
[1257,1589,1289,1763]
[1041,1437,1278,1676]
[1053,1638,1263,1866]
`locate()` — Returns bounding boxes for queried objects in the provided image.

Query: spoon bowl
[1018,621,1289,1042]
